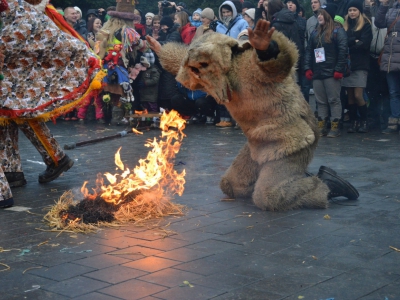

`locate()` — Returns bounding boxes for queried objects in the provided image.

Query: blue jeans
[386,71,400,118]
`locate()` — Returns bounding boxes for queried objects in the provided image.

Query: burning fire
[81,110,186,205]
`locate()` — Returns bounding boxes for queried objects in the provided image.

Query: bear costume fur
[148,21,330,211]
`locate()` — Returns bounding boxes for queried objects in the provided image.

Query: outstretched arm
[146,35,189,76]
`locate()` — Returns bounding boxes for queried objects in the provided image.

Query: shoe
[382,117,399,134]
[205,116,215,125]
[186,115,199,125]
[347,120,358,133]
[0,197,14,208]
[327,119,341,138]
[309,88,314,95]
[97,118,106,124]
[71,117,78,121]
[234,122,241,130]
[216,121,233,127]
[317,166,359,200]
[64,117,71,121]
[4,172,27,188]
[38,155,74,184]
[357,121,368,133]
[317,117,328,136]
[78,118,85,123]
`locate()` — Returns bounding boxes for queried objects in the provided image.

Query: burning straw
[43,110,187,233]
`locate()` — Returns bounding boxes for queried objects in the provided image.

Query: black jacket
[271,9,304,70]
[346,18,373,71]
[305,26,348,79]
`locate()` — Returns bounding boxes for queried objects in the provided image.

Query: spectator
[145,12,155,35]
[255,0,269,23]
[305,3,348,138]
[327,0,350,17]
[342,0,373,133]
[299,5,305,17]
[193,8,216,40]
[243,8,256,27]
[190,8,203,27]
[86,17,102,48]
[151,15,163,40]
[74,6,87,32]
[175,11,196,45]
[64,7,87,38]
[242,1,256,14]
[375,0,400,134]
[86,9,100,23]
[216,1,249,39]
[137,57,162,113]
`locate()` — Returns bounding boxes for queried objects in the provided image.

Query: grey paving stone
[173,256,233,276]
[155,247,213,262]
[3,289,70,300]
[170,230,220,243]
[2,271,57,295]
[363,251,400,275]
[152,285,225,300]
[73,292,122,300]
[29,262,96,281]
[186,239,243,253]
[211,286,283,300]
[122,256,181,272]
[127,230,171,241]
[73,253,131,269]
[135,237,192,251]
[192,272,260,291]
[107,245,164,259]
[93,236,139,249]
[99,279,167,299]
[358,279,400,299]
[84,265,148,284]
[41,276,110,298]
[138,268,204,287]
[167,215,227,233]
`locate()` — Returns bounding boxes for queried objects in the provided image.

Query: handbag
[378,14,400,65]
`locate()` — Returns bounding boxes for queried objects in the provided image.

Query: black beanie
[321,3,338,20]
[160,16,174,28]
[243,1,255,9]
[347,0,364,14]
[284,0,300,13]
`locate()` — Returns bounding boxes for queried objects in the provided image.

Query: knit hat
[284,0,300,13]
[321,3,338,20]
[334,15,344,25]
[242,1,255,9]
[244,8,255,20]
[160,16,174,28]
[347,0,364,14]
[74,6,82,17]
[108,0,140,21]
[145,12,155,18]
[201,8,215,21]
[193,8,202,17]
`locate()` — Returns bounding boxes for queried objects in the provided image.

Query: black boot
[4,172,27,188]
[317,166,359,200]
[38,155,74,184]
[358,120,369,133]
[347,120,359,133]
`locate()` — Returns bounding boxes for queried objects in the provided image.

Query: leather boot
[38,154,74,184]
[317,166,359,200]
[4,172,27,188]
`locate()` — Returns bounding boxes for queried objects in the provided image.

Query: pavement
[1,114,400,300]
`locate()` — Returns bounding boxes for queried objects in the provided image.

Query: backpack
[332,27,351,77]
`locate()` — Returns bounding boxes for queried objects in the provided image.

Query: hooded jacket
[375,2,400,73]
[216,1,249,39]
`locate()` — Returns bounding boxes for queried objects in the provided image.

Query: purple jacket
[375,2,400,72]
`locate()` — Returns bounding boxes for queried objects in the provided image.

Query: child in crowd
[137,57,161,113]
[190,8,203,27]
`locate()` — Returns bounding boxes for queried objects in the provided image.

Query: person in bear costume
[146,20,359,211]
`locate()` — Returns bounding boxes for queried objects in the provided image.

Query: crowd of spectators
[52,0,400,136]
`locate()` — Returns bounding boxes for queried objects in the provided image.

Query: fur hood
[219,1,238,21]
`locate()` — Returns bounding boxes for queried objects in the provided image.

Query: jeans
[386,71,400,118]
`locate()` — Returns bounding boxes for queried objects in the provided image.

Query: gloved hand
[334,72,343,80]
[305,69,313,81]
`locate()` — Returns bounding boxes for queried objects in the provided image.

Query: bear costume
[147,21,358,211]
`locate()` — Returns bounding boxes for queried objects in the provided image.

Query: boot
[4,172,27,188]
[347,120,359,133]
[327,119,341,138]
[382,117,399,134]
[38,154,74,184]
[0,197,13,208]
[357,120,369,133]
[317,166,359,200]
[318,117,329,136]
[110,106,125,126]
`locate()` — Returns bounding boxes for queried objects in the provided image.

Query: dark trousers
[171,94,216,117]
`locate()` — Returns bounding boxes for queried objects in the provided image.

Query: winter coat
[74,20,87,39]
[345,18,373,71]
[306,13,318,47]
[180,23,196,45]
[327,0,350,18]
[375,2,400,73]
[159,27,182,45]
[305,26,348,79]
[193,25,214,41]
[271,9,304,70]
[216,1,249,38]
[140,65,161,103]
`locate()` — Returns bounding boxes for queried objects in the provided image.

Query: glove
[305,70,313,81]
[334,72,343,80]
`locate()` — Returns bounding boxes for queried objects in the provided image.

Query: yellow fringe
[0,70,107,125]
[28,120,59,165]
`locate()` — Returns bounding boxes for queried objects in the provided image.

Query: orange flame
[81,110,186,205]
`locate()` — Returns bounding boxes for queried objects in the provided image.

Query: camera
[161,0,171,7]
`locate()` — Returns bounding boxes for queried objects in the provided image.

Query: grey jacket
[375,2,400,72]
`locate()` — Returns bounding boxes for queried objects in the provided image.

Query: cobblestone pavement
[1,118,399,300]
